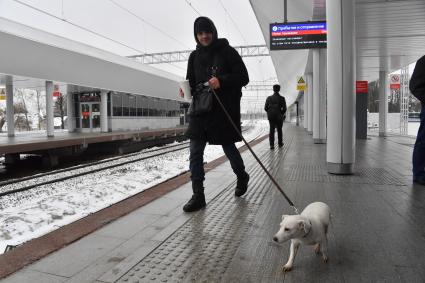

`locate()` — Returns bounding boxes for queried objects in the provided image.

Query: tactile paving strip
[116,137,293,283]
[284,164,405,185]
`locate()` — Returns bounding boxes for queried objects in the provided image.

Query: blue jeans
[189,139,246,182]
[413,106,425,179]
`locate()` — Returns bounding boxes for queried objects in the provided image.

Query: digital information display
[270,21,327,50]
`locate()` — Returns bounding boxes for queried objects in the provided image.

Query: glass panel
[92,103,100,128]
[129,95,136,116]
[137,96,143,116]
[122,94,129,116]
[113,93,122,116]
[142,96,149,116]
[81,104,90,128]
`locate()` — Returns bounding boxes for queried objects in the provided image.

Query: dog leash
[207,83,299,214]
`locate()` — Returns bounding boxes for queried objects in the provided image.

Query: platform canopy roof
[249,0,425,105]
[0,17,184,101]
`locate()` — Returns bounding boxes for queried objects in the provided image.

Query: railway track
[0,124,260,198]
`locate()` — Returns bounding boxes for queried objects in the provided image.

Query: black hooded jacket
[185,17,249,144]
[264,92,287,121]
[410,55,425,104]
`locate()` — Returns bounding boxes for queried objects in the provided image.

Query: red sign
[356,81,368,93]
[390,74,400,89]
[53,91,61,97]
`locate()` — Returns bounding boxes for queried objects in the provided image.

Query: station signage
[270,21,327,50]
[356,81,368,94]
[297,76,306,91]
[0,88,5,100]
[390,74,400,89]
[78,92,101,102]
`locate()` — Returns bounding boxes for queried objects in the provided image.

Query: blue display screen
[270,21,327,50]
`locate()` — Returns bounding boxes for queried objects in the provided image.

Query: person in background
[181,16,250,212]
[264,84,287,149]
[410,55,425,185]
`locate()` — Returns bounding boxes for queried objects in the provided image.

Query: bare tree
[54,93,67,129]
[36,90,42,130]
[15,89,31,131]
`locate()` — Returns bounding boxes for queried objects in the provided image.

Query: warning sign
[390,74,400,89]
[0,88,5,100]
[297,76,306,91]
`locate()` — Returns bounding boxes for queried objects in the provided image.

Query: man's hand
[208,77,221,89]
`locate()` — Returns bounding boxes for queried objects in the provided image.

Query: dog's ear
[298,220,308,234]
[282,214,289,220]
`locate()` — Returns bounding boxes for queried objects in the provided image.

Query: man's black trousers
[268,119,283,146]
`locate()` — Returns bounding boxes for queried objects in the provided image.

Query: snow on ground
[0,120,268,253]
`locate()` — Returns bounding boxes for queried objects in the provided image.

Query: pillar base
[379,132,386,137]
[314,139,327,144]
[327,162,353,175]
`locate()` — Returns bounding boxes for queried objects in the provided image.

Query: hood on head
[194,16,218,45]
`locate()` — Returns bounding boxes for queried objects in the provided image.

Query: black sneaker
[183,194,206,212]
[235,173,250,197]
[270,146,275,150]
[278,143,284,148]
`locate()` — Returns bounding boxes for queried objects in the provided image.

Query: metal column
[303,88,308,129]
[319,48,327,142]
[378,71,388,137]
[313,49,326,143]
[100,91,108,133]
[5,75,14,137]
[307,72,313,134]
[326,0,356,174]
[45,81,54,137]
[400,67,409,135]
[66,90,75,132]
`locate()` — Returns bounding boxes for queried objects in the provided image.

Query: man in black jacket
[182,17,250,212]
[410,55,425,185]
[264,84,287,149]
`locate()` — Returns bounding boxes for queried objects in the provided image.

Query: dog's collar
[303,220,313,238]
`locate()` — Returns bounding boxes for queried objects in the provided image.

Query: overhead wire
[184,0,201,16]
[108,0,191,50]
[11,0,186,71]
[11,0,146,55]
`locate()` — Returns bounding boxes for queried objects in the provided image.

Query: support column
[307,72,313,134]
[46,81,54,137]
[312,49,323,143]
[326,0,356,174]
[379,71,388,137]
[319,48,327,142]
[303,88,308,129]
[295,101,299,126]
[5,75,14,137]
[66,90,75,132]
[100,91,108,133]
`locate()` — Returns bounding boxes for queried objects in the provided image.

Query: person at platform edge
[264,84,287,149]
[410,55,425,185]
[182,16,250,212]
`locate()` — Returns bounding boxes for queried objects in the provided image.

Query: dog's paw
[322,255,329,263]
[282,264,293,272]
[314,243,320,254]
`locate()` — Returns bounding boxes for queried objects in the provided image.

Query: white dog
[273,202,331,272]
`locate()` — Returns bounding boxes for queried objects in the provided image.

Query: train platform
[0,127,186,155]
[2,123,425,282]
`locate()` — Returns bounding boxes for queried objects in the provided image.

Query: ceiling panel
[250,0,425,102]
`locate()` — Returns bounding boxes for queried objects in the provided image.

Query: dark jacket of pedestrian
[264,92,287,121]
[410,55,425,104]
[185,17,249,145]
